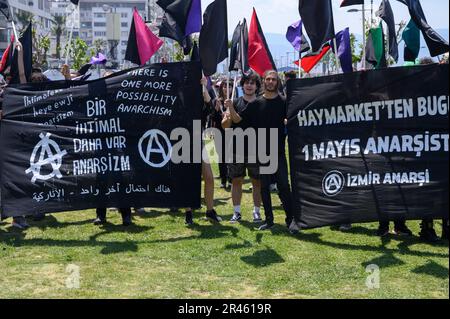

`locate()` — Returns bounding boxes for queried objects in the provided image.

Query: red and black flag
[397,0,449,57]
[299,0,335,53]
[294,44,331,73]
[340,0,364,7]
[0,35,14,74]
[0,0,11,20]
[229,19,249,73]
[199,0,228,76]
[248,8,276,76]
[125,8,163,66]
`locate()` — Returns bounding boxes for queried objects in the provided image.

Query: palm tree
[51,14,66,60]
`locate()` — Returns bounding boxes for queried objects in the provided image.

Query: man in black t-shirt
[226,70,300,234]
[222,72,262,224]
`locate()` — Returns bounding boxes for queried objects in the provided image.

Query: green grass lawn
[0,162,448,299]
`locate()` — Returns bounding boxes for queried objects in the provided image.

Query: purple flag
[286,20,310,53]
[90,53,107,65]
[333,28,353,73]
[185,0,202,36]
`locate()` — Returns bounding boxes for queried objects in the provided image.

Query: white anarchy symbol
[322,170,345,197]
[138,129,172,168]
[25,132,67,183]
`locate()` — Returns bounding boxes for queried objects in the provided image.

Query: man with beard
[225,70,300,234]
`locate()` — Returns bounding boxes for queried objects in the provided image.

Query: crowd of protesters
[0,48,449,243]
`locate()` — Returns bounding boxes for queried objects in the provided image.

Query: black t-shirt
[240,95,287,155]
[231,97,251,130]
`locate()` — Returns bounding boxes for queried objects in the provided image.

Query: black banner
[287,64,449,229]
[0,62,203,218]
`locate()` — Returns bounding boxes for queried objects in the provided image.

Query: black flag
[229,19,249,72]
[70,0,79,5]
[190,41,200,61]
[199,0,228,76]
[158,12,192,53]
[0,0,10,21]
[298,0,336,53]
[397,0,449,57]
[9,22,33,84]
[340,0,364,7]
[376,0,399,62]
[157,0,193,35]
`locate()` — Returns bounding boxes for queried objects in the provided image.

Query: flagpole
[7,4,19,44]
[333,38,341,74]
[65,3,78,65]
[362,3,366,70]
[298,51,302,78]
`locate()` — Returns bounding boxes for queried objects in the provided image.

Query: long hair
[218,79,234,101]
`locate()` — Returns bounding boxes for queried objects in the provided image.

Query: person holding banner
[226,70,300,235]
[0,42,30,229]
[94,208,133,227]
[212,80,233,189]
[222,71,262,224]
[184,78,223,225]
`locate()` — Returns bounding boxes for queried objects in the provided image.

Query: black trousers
[96,208,131,221]
[379,217,406,229]
[260,153,295,225]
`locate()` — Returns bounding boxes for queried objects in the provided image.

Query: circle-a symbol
[138,129,172,168]
[322,170,345,197]
[25,132,67,183]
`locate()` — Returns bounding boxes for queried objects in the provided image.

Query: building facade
[0,0,53,52]
[79,0,153,65]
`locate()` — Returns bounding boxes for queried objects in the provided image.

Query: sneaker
[230,212,242,223]
[288,221,300,235]
[93,217,107,225]
[253,212,262,223]
[185,211,194,225]
[269,184,278,192]
[339,224,352,232]
[419,228,440,243]
[220,183,226,189]
[393,225,413,236]
[376,226,390,237]
[12,217,29,229]
[135,208,146,214]
[258,222,274,231]
[206,210,222,223]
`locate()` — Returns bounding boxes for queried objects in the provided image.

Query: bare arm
[201,77,212,103]
[221,112,232,129]
[16,43,27,84]
[224,99,242,124]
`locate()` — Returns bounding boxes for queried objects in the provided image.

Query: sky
[201,0,449,36]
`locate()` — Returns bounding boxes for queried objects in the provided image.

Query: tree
[32,28,51,68]
[92,39,108,55]
[65,38,90,70]
[51,14,66,60]
[350,33,362,68]
[14,11,34,33]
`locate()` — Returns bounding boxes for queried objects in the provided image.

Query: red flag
[248,8,276,76]
[125,8,164,65]
[294,45,331,73]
